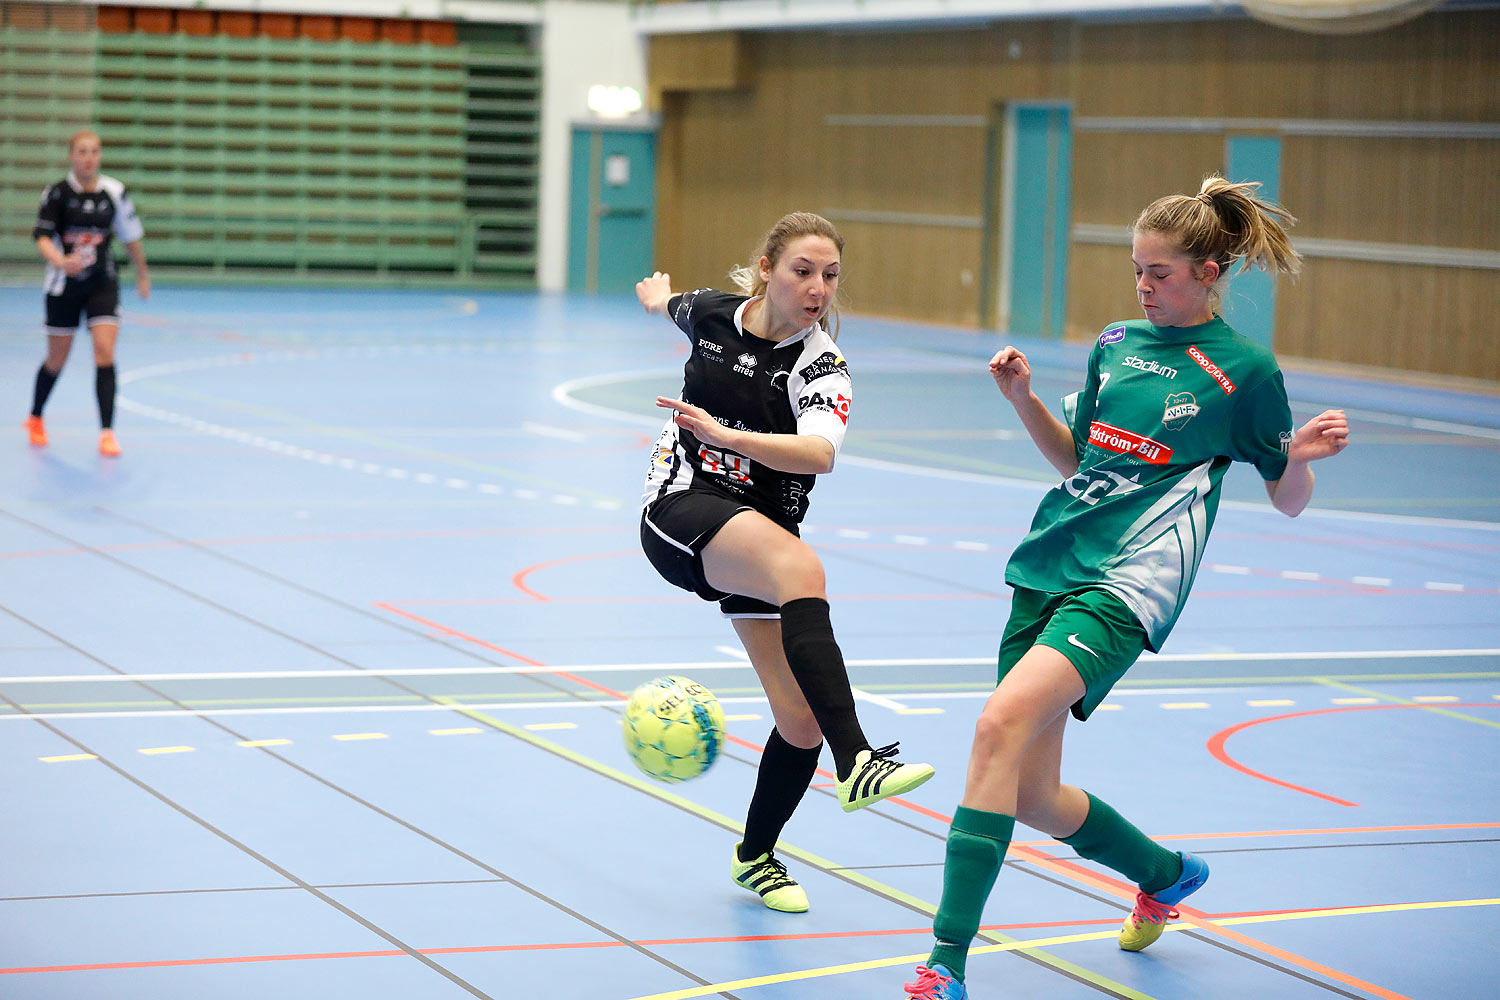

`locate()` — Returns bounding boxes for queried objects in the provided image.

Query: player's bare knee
[779,712,821,750]
[972,702,1030,760]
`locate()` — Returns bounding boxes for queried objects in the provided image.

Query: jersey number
[699,446,753,484]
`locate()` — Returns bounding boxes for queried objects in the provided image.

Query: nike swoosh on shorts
[1066,633,1099,658]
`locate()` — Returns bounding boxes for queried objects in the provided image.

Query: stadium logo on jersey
[1279,429,1294,455]
[1162,392,1200,430]
[1099,326,1127,347]
[1186,345,1236,394]
[1123,356,1177,379]
[1088,421,1173,464]
[769,369,791,391]
[798,351,849,384]
[799,392,851,424]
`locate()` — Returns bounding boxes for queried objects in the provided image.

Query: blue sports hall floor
[1,284,1496,1000]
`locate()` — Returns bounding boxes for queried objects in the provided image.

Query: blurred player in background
[28,129,150,456]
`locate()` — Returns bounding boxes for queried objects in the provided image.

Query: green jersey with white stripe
[1005,316,1294,650]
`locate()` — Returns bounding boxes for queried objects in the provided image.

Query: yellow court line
[39,753,98,763]
[621,898,1500,1000]
[333,732,388,741]
[437,698,1155,1000]
[237,738,291,748]
[139,745,194,755]
[429,727,482,736]
[1317,679,1500,730]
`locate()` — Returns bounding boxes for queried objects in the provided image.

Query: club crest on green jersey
[1162,392,1200,431]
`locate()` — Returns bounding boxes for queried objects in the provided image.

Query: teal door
[568,125,656,293]
[1003,104,1072,339]
[1221,135,1282,348]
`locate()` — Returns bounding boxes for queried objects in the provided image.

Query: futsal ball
[622,675,726,783]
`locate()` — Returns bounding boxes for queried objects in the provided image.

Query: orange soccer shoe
[25,415,47,447]
[98,429,121,456]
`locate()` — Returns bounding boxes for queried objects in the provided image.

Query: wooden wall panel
[1277,261,1498,379]
[1282,136,1500,248]
[1071,133,1226,226]
[1066,243,1144,341]
[649,10,1500,379]
[833,223,985,328]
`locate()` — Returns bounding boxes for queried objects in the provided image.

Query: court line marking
[1011,821,1500,848]
[401,599,1453,1000]
[432,705,1157,1000]
[1207,702,1500,805]
[614,899,1499,1000]
[366,609,1155,1000]
[9,686,1495,723]
[6,898,1489,980]
[554,369,1500,530]
[3,648,1497,685]
[1317,679,1500,730]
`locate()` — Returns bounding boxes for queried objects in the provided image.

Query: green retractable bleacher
[0,24,540,288]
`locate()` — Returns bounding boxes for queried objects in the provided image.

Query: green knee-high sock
[928,806,1015,981]
[1058,792,1181,893]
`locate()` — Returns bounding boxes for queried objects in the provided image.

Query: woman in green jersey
[900,176,1349,1000]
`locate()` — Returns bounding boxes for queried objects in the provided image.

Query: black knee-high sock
[739,728,822,862]
[779,597,870,780]
[95,365,116,429]
[31,364,60,418]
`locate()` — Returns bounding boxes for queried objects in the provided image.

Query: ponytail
[1133,175,1301,312]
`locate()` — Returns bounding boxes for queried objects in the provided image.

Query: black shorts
[45,275,119,334]
[639,489,796,619]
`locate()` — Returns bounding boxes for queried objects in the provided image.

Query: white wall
[536,2,649,291]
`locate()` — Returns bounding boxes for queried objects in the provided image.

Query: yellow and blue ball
[622,675,726,782]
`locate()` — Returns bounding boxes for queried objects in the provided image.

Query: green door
[568,125,656,293]
[1003,104,1072,339]
[1221,135,1282,348]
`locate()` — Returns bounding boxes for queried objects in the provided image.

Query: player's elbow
[810,438,836,474]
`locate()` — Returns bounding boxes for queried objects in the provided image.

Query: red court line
[4,897,1464,977]
[403,592,1001,607]
[1012,820,1500,847]
[371,605,949,823]
[511,550,640,601]
[373,606,1425,999]
[1207,703,1500,807]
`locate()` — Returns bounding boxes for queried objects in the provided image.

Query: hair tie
[1196,192,1214,206]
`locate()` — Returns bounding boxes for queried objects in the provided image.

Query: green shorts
[997,586,1149,721]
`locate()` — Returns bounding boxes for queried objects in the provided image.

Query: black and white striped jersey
[33,172,144,293]
[641,288,853,525]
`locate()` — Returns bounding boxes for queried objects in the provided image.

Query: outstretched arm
[636,271,674,316]
[656,396,835,475]
[990,347,1079,478]
[1265,409,1348,517]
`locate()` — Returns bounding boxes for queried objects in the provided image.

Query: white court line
[0,687,1231,723]
[552,370,1500,532]
[853,688,910,711]
[2,648,1497,686]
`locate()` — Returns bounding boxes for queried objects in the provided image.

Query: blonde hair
[729,212,845,338]
[1132,175,1301,313]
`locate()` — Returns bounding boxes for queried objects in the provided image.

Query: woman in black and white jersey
[28,129,150,456]
[637,212,934,913]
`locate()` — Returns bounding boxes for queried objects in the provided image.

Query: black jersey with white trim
[641,288,852,524]
[33,172,144,293]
